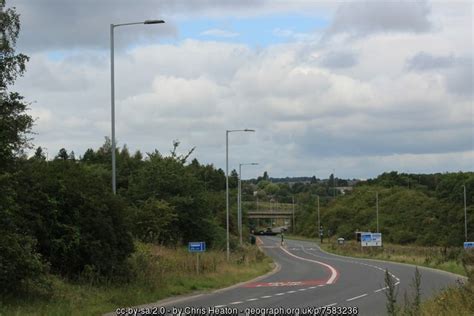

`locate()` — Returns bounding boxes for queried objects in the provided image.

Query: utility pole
[333,168,336,198]
[376,191,379,233]
[463,185,467,242]
[238,162,258,246]
[237,166,241,246]
[317,195,320,235]
[292,196,296,233]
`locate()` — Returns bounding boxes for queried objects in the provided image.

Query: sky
[8,0,474,179]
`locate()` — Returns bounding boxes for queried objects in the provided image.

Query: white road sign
[361,232,382,247]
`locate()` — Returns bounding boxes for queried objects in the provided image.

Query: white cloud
[324,0,433,40]
[200,29,239,38]
[11,1,474,178]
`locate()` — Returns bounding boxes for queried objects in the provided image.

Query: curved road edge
[103,239,278,316]
[288,236,468,282]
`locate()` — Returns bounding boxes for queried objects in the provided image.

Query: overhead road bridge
[247,211,293,219]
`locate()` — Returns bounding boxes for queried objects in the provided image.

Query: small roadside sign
[464,242,474,249]
[188,242,206,274]
[361,232,382,247]
[188,241,206,252]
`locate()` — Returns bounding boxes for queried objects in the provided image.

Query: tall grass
[0,243,272,316]
[383,251,474,316]
[320,239,465,276]
[416,251,474,316]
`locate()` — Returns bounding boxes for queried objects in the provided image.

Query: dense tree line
[242,170,473,247]
[2,139,236,296]
[291,172,474,246]
[0,2,242,297]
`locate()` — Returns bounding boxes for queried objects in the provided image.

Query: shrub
[0,232,50,296]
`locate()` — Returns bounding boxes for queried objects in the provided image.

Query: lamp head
[144,20,165,24]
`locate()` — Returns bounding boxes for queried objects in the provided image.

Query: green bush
[13,160,135,279]
[0,232,50,296]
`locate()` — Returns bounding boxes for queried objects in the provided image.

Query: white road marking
[275,293,285,296]
[261,295,272,299]
[347,293,368,301]
[266,237,403,308]
[246,298,258,302]
[298,288,306,291]
[280,246,339,284]
[214,305,226,308]
[229,301,243,305]
[299,244,402,292]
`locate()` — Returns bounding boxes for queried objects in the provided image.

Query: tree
[82,148,96,162]
[0,0,45,295]
[32,146,46,160]
[55,148,69,160]
[170,139,195,164]
[0,0,29,90]
[129,198,178,244]
[229,169,238,188]
[14,159,134,278]
[0,0,33,170]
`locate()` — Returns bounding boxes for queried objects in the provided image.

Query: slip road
[114,236,462,316]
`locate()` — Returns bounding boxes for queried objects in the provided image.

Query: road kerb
[103,239,279,315]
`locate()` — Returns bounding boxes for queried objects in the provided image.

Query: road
[128,236,463,316]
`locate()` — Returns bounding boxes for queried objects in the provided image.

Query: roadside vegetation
[1,0,473,315]
[0,243,271,316]
[320,239,465,276]
[384,251,474,316]
[0,2,270,314]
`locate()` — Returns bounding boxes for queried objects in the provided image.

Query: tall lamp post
[238,162,258,246]
[226,129,255,260]
[110,19,165,194]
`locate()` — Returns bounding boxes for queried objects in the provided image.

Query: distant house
[335,186,353,195]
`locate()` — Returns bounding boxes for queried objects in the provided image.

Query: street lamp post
[110,19,165,194]
[226,129,255,260]
[238,162,258,246]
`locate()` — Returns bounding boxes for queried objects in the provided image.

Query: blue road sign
[464,242,474,249]
[361,233,372,242]
[361,232,382,246]
[188,241,206,252]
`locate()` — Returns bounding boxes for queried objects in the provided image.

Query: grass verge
[287,234,474,315]
[286,234,465,276]
[0,243,272,316]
